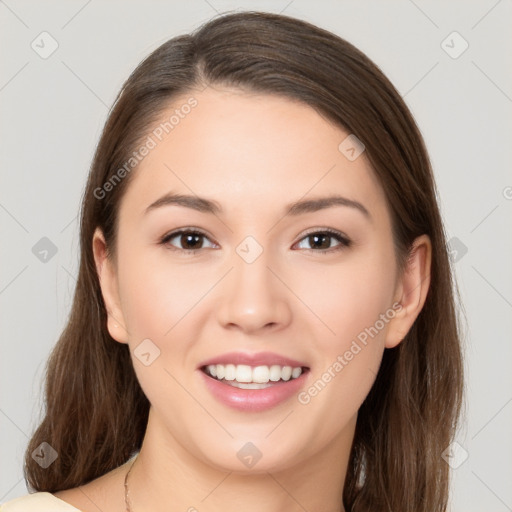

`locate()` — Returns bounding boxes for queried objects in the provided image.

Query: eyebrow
[144,192,371,221]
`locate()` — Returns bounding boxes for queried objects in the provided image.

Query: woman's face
[96,86,410,473]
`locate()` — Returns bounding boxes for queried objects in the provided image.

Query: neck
[126,408,353,512]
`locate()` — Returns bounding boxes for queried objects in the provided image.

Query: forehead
[119,87,389,224]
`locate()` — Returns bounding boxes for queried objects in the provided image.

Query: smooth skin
[55,86,431,512]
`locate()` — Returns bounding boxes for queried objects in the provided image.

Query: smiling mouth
[201,364,310,389]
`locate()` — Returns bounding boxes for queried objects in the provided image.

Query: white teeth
[281,366,292,381]
[269,365,282,382]
[204,363,304,384]
[216,364,225,379]
[291,367,302,379]
[226,381,273,390]
[236,365,253,383]
[224,364,236,381]
[252,365,270,383]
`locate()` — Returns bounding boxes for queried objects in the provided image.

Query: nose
[216,248,292,334]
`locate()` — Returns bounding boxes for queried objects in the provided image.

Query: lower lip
[199,369,309,412]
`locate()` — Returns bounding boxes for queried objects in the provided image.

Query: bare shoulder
[53,462,129,512]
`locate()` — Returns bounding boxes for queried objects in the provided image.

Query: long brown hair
[24,11,464,511]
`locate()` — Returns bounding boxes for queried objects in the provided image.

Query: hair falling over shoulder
[24,11,464,511]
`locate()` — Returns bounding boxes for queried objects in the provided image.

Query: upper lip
[198,351,308,369]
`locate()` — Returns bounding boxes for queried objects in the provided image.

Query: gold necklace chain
[124,455,138,512]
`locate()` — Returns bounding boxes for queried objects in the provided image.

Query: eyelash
[159,227,352,256]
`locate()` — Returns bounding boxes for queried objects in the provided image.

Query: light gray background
[1,1,511,510]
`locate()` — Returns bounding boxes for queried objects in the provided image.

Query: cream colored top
[0,492,81,511]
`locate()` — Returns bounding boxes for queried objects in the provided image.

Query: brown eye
[295,229,351,253]
[178,232,203,249]
[307,233,332,250]
[161,229,216,252]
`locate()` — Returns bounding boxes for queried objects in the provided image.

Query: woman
[1,10,464,512]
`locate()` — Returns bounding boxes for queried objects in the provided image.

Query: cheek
[116,249,207,410]
[292,246,395,413]
[290,246,396,348]
[117,245,216,339]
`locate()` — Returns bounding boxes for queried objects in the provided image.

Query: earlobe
[92,227,129,344]
[385,234,432,349]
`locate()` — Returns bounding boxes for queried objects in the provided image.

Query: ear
[385,234,432,349]
[92,227,129,344]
